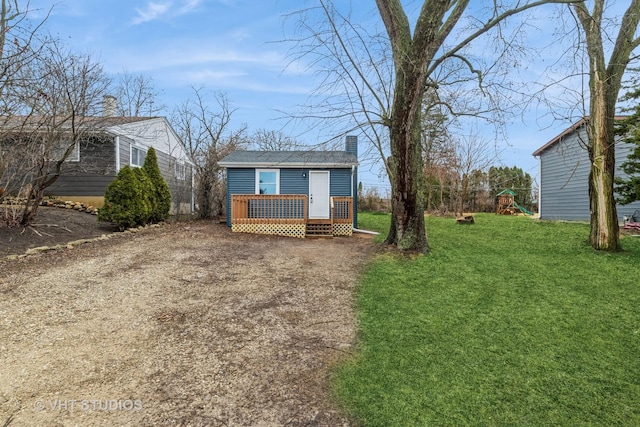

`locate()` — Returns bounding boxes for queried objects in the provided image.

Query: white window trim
[255,169,280,195]
[130,145,146,168]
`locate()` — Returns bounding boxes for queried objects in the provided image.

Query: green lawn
[335,213,640,426]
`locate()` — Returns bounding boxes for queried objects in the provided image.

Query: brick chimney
[102,95,117,117]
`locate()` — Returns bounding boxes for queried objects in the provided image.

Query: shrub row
[98,147,171,230]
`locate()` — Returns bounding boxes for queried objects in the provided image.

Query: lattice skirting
[232,223,306,239]
[332,223,353,236]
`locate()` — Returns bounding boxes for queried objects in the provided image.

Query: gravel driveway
[0,222,374,426]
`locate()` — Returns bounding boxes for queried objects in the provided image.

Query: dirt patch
[0,206,119,258]
[0,219,374,426]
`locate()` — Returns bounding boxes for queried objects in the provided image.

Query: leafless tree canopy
[0,2,111,227]
[113,70,166,117]
[251,129,301,151]
[289,0,576,252]
[172,87,248,219]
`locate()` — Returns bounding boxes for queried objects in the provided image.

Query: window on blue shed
[256,169,279,194]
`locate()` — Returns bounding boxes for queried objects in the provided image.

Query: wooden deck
[230,195,353,238]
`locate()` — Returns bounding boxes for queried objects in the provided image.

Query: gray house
[42,115,195,215]
[533,118,640,221]
[219,136,358,238]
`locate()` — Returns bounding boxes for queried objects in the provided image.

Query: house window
[256,169,279,195]
[49,141,79,162]
[175,162,186,180]
[131,146,146,167]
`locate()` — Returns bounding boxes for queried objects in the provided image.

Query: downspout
[348,163,374,234]
[537,158,542,218]
[191,164,195,214]
[115,136,120,172]
[351,164,355,229]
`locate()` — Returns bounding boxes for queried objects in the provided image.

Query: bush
[358,186,389,213]
[143,147,171,222]
[99,166,153,229]
[132,166,156,225]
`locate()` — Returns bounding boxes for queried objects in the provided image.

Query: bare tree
[252,129,301,151]
[452,134,499,216]
[569,1,640,251]
[374,0,583,252]
[0,0,49,211]
[1,39,110,226]
[291,0,575,252]
[113,70,165,116]
[0,0,49,99]
[172,87,248,219]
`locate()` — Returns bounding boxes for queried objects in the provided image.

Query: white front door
[309,171,330,219]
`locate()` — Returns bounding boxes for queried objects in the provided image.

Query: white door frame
[309,171,330,219]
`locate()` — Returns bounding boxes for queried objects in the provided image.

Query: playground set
[496,189,534,216]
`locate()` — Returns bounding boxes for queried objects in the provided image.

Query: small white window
[131,146,146,167]
[256,169,279,195]
[175,162,186,180]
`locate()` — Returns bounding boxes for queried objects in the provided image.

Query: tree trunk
[387,96,429,252]
[573,0,640,251]
[587,93,619,250]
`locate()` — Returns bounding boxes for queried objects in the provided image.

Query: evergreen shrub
[99,166,153,229]
[143,147,171,222]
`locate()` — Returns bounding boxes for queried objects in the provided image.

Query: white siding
[109,117,192,165]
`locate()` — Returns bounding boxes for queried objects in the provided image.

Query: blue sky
[25,0,623,193]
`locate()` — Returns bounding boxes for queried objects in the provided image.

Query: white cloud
[179,0,203,14]
[132,0,203,25]
[132,1,172,24]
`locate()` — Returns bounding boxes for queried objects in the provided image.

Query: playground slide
[513,201,534,216]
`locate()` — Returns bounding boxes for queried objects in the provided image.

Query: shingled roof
[0,115,157,132]
[218,150,357,168]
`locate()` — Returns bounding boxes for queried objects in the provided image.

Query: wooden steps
[306,220,333,237]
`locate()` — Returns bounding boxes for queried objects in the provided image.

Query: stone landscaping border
[0,197,100,215]
[2,224,162,261]
[1,196,164,261]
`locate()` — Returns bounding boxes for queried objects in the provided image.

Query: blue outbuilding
[218,136,358,238]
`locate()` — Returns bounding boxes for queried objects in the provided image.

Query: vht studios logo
[34,399,143,412]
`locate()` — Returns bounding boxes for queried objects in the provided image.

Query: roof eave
[218,161,358,168]
[532,118,588,157]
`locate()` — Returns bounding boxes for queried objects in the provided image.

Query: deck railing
[231,194,308,224]
[331,196,353,224]
[231,194,353,227]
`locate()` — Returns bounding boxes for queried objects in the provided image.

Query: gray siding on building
[155,149,191,202]
[155,149,171,176]
[45,174,115,197]
[539,127,640,221]
[45,136,117,197]
[119,136,133,166]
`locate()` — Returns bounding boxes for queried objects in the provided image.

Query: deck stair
[306,220,333,237]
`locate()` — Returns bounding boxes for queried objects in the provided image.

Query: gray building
[533,118,640,221]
